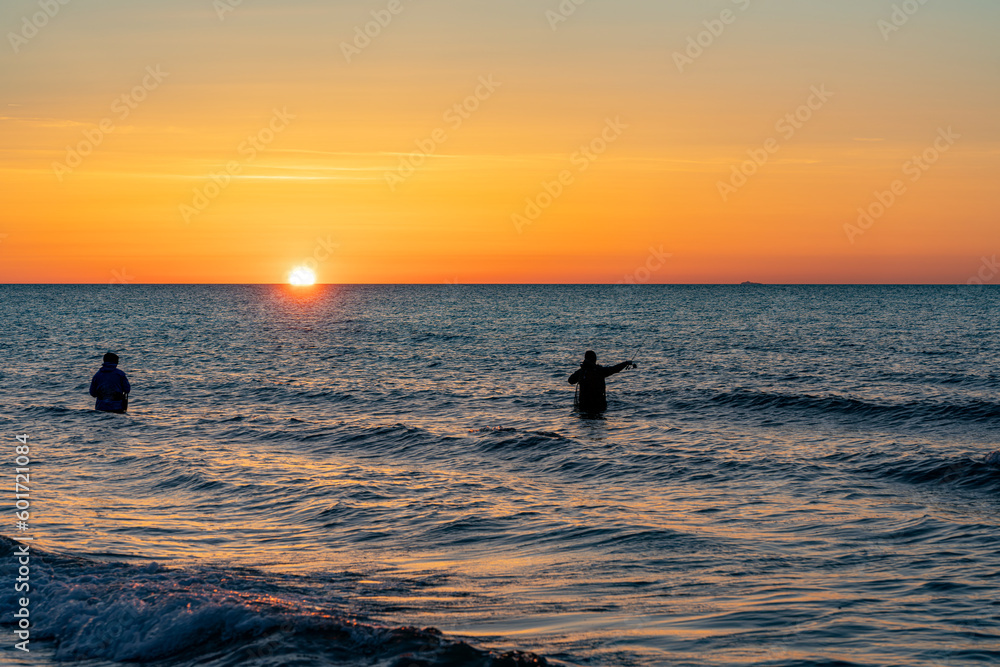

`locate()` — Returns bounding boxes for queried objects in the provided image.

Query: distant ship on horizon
[740,281,764,286]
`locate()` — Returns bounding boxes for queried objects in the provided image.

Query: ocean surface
[1,284,999,666]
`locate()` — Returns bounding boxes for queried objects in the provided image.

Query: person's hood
[99,362,119,372]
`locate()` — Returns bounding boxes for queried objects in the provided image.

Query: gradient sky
[1,0,998,283]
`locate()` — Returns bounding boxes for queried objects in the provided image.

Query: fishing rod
[625,344,642,370]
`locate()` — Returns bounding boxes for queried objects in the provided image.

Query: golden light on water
[288,266,317,286]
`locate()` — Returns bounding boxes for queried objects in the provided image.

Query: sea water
[1,285,998,666]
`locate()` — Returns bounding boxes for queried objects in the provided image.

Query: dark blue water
[1,285,999,666]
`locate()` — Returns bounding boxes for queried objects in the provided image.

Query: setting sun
[288,266,316,286]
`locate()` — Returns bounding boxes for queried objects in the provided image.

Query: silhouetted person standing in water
[90,352,130,413]
[568,350,635,413]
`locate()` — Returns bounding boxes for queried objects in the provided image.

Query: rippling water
[1,285,999,666]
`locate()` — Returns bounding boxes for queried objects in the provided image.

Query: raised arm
[602,361,632,378]
[568,368,583,384]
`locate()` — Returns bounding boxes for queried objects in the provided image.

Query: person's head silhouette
[584,350,597,364]
[103,352,119,365]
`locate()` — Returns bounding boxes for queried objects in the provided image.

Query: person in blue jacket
[568,350,635,413]
[90,352,131,413]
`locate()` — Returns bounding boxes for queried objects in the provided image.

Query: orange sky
[1,1,998,283]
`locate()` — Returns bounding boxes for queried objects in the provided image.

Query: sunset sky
[1,0,997,283]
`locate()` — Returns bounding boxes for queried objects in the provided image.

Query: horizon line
[0,283,994,287]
